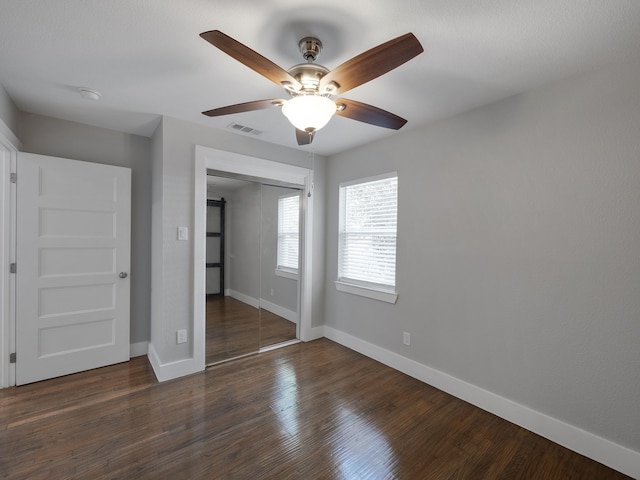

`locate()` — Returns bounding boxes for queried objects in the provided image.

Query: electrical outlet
[403,332,411,346]
[177,329,187,344]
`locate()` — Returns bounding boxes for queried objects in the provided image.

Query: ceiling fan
[200,30,424,145]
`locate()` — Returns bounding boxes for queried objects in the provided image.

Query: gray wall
[152,115,326,363]
[324,56,640,452]
[228,182,261,302]
[18,112,152,345]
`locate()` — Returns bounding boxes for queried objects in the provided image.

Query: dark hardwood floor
[0,339,630,479]
[259,308,297,347]
[206,296,296,365]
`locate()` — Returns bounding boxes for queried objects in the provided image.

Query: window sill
[275,268,298,280]
[334,281,398,304]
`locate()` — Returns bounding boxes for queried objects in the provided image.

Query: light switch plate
[177,227,188,241]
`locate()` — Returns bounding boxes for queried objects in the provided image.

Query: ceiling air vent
[226,122,263,136]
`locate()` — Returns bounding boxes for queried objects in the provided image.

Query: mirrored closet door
[205,172,300,365]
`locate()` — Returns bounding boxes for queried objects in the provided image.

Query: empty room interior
[0,1,639,478]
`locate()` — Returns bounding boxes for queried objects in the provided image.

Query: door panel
[16,153,131,385]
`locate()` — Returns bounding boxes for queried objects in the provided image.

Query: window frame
[275,191,300,278]
[335,172,398,304]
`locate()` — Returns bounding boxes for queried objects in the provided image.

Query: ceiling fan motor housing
[286,63,330,95]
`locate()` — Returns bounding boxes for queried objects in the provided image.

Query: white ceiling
[1,0,639,156]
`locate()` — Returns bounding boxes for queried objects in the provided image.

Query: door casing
[0,127,19,389]
[194,146,315,371]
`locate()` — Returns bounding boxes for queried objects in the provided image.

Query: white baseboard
[259,298,297,323]
[304,325,325,342]
[129,341,148,358]
[229,290,259,309]
[147,342,202,383]
[324,326,640,479]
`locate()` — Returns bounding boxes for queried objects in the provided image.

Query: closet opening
[193,145,314,371]
[205,172,302,365]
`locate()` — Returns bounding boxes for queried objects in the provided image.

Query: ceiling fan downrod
[299,37,322,62]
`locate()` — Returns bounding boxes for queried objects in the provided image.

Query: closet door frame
[193,146,315,371]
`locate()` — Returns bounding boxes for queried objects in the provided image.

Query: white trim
[339,171,397,189]
[306,325,325,342]
[8,149,16,387]
[0,118,22,152]
[275,268,298,280]
[0,126,18,389]
[194,146,314,375]
[129,341,148,358]
[259,298,297,323]
[259,338,300,353]
[192,150,208,377]
[334,280,398,304]
[299,171,314,342]
[324,326,640,479]
[198,145,310,185]
[147,342,200,382]
[229,290,259,309]
[0,147,10,388]
[278,191,301,200]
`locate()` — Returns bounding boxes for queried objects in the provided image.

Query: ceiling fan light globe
[282,95,336,132]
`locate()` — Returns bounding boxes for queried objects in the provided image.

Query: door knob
[119,272,128,279]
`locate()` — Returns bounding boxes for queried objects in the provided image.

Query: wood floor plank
[206,296,297,364]
[0,339,631,479]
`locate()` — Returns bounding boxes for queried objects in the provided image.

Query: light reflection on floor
[270,359,395,478]
[333,406,396,479]
[271,360,300,438]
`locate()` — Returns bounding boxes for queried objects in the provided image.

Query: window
[337,173,398,303]
[276,192,300,276]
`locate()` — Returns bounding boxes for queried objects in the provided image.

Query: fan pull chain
[308,133,314,198]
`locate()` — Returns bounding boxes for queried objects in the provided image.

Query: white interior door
[16,153,131,385]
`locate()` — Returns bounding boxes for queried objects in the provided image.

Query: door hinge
[9,353,16,364]
[10,172,16,184]
[10,263,16,274]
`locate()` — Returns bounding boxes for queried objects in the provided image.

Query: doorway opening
[193,146,314,371]
[205,172,301,365]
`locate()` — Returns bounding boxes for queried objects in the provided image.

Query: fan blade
[200,30,302,91]
[296,129,314,145]
[320,33,423,95]
[335,98,407,130]
[202,99,286,117]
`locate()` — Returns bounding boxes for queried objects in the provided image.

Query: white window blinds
[277,193,300,273]
[339,174,398,291]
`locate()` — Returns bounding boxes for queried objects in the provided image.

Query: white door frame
[194,145,314,370]
[0,123,21,388]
